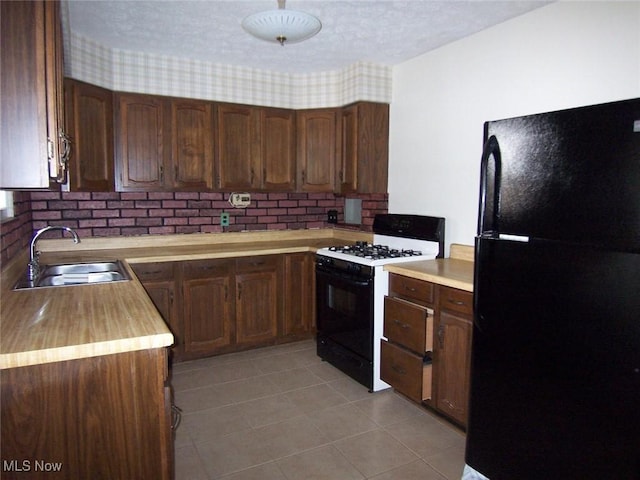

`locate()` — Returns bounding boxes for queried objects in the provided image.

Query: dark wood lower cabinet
[282,252,315,338]
[235,256,280,347]
[182,259,234,356]
[433,286,473,426]
[133,253,315,363]
[0,349,173,479]
[132,262,181,358]
[383,273,472,428]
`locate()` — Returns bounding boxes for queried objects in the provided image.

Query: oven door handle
[316,269,373,287]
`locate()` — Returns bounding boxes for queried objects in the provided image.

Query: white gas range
[315,214,445,392]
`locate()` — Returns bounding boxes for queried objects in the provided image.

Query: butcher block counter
[384,243,475,291]
[0,228,371,369]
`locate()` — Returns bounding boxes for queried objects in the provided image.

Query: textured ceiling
[65,0,551,74]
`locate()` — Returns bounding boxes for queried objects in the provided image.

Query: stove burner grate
[328,243,423,260]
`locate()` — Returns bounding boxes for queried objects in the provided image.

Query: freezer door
[466,237,640,479]
[482,98,640,252]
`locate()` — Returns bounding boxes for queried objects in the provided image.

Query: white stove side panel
[372,267,391,392]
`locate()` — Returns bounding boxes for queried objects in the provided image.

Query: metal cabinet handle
[448,298,466,306]
[391,364,407,375]
[404,285,417,292]
[171,404,182,430]
[393,319,410,330]
[238,283,242,300]
[437,324,445,349]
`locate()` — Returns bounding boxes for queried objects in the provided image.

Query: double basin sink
[14,260,131,290]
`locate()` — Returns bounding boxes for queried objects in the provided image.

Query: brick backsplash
[0,191,385,249]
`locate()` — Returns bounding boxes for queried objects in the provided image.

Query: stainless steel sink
[14,260,131,289]
[41,262,124,276]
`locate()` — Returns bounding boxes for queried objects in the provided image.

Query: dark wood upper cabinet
[1,0,68,189]
[115,93,215,191]
[215,103,258,190]
[70,83,387,193]
[64,79,114,191]
[216,104,295,191]
[339,105,358,194]
[171,99,214,190]
[296,108,339,192]
[115,93,165,191]
[339,102,389,194]
[261,107,296,191]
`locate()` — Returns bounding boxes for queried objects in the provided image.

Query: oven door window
[316,270,374,361]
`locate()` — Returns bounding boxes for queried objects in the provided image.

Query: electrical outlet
[220,212,230,227]
[229,192,251,208]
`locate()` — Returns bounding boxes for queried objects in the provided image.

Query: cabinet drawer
[389,274,434,306]
[235,255,279,272]
[439,286,473,316]
[131,262,175,281]
[182,259,231,279]
[384,296,433,354]
[380,340,432,403]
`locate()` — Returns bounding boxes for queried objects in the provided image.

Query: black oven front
[315,255,375,390]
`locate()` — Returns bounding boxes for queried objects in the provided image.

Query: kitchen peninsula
[0,228,370,478]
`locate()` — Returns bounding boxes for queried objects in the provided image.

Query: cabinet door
[235,256,279,346]
[1,350,172,479]
[338,105,358,193]
[261,107,296,191]
[171,99,214,190]
[216,104,259,190]
[132,263,181,356]
[1,0,67,188]
[434,287,473,426]
[44,0,68,184]
[354,102,389,193]
[182,261,234,354]
[115,93,165,191]
[296,109,338,192]
[145,281,181,354]
[64,79,114,191]
[282,252,314,337]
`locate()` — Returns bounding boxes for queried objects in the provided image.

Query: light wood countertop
[384,244,475,292]
[0,228,371,369]
[1,252,173,369]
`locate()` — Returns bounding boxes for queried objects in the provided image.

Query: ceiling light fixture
[242,0,321,46]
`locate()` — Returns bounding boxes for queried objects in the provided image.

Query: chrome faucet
[28,226,80,281]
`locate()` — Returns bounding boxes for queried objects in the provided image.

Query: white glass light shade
[242,9,321,45]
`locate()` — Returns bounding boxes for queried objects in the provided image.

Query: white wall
[389,1,640,254]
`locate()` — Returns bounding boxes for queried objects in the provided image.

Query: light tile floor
[172,339,466,480]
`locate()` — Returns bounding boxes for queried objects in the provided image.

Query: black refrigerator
[465,98,640,480]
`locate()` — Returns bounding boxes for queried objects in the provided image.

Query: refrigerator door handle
[477,135,502,236]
